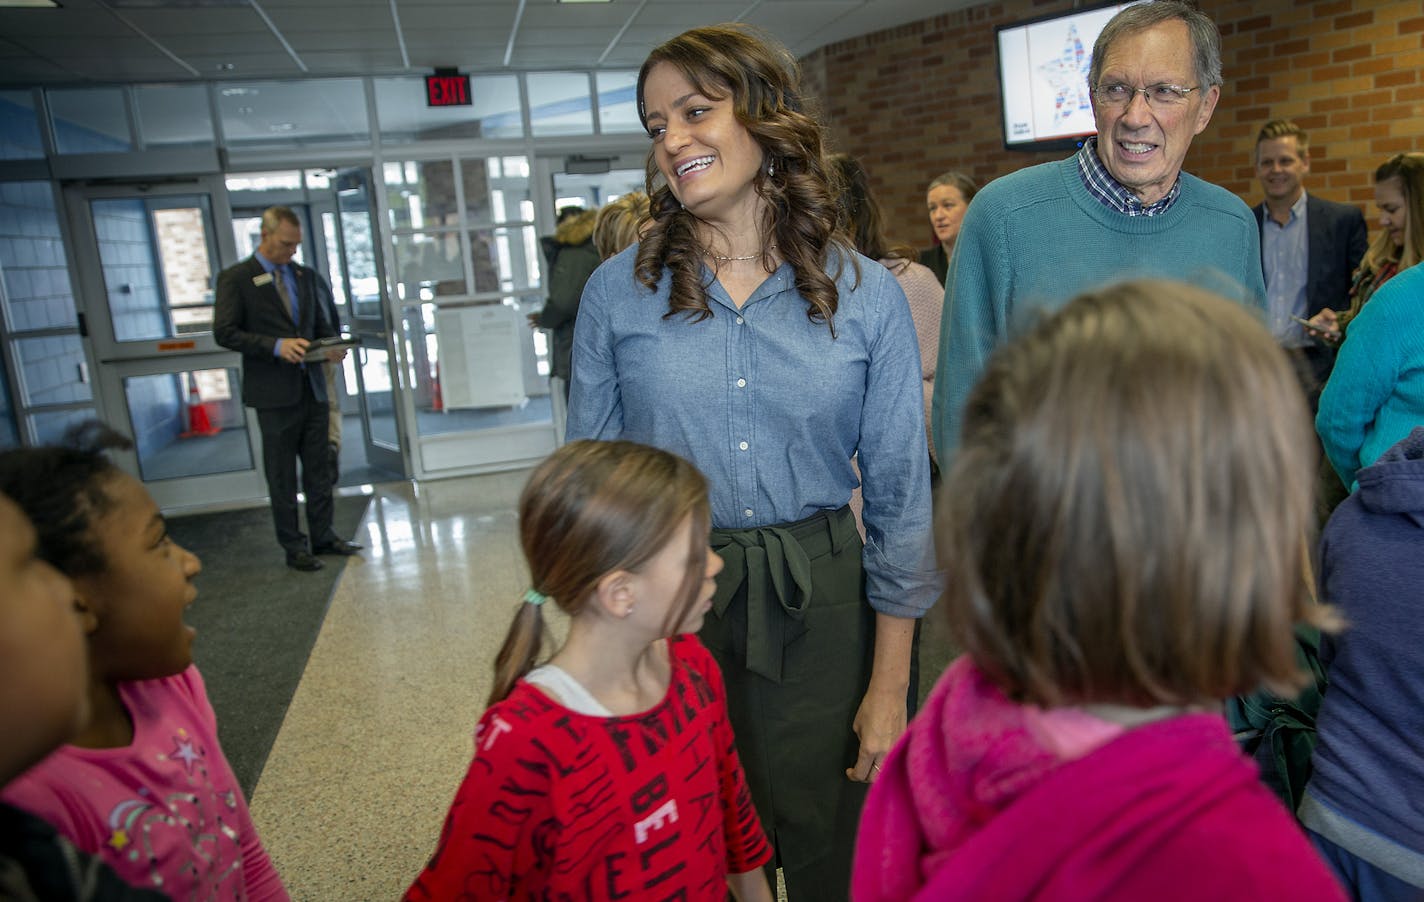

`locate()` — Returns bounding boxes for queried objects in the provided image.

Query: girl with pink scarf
[853,280,1346,901]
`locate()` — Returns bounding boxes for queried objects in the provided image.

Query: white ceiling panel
[121,8,267,35]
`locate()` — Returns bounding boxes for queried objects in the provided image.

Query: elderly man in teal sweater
[932,1,1267,457]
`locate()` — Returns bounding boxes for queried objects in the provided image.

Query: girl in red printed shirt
[406,440,773,902]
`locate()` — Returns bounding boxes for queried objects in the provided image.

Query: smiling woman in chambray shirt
[569,246,937,620]
[564,24,937,902]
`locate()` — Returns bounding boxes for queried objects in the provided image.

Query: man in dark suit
[1252,120,1368,407]
[214,206,361,571]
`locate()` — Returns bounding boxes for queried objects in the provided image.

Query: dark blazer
[213,256,338,409]
[1253,194,1368,317]
[919,244,949,287]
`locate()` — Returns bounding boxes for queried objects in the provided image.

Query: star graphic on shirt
[108,829,129,850]
[171,732,202,774]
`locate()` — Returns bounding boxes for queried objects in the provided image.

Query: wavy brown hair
[1343,152,1424,326]
[942,280,1335,708]
[488,440,711,706]
[829,154,917,266]
[634,24,851,332]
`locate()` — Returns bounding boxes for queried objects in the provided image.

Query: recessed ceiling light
[220,87,255,96]
[269,122,295,132]
[216,63,236,71]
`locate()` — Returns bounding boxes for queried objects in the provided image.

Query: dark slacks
[702,505,918,902]
[254,377,338,556]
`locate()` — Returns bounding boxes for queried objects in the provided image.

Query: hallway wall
[804,0,1424,250]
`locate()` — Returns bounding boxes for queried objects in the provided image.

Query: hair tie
[522,588,549,606]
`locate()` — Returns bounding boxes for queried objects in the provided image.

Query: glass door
[64,179,268,510]
[333,168,407,476]
[535,151,647,439]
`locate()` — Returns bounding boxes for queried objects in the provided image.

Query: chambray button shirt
[567,246,939,619]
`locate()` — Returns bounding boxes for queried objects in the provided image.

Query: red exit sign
[425,72,471,107]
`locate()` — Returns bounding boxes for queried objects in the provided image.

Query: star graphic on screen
[1036,24,1093,128]
[108,829,130,851]
[171,731,202,774]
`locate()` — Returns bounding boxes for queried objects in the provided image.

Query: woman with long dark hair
[566,24,937,901]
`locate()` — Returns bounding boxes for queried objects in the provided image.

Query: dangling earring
[767,160,775,178]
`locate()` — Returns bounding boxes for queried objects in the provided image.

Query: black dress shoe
[286,551,324,571]
[312,539,363,556]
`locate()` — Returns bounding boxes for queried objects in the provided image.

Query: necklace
[709,244,775,262]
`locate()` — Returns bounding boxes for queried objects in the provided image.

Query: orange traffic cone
[181,378,220,437]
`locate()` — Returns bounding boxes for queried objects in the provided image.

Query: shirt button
[739,441,749,451]
[736,378,746,388]
[735,316,744,324]
[743,508,753,518]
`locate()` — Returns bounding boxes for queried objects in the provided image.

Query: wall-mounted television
[996,0,1148,152]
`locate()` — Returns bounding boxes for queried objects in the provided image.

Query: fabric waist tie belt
[710,504,858,684]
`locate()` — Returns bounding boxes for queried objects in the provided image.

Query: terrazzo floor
[248,470,957,900]
[248,472,569,900]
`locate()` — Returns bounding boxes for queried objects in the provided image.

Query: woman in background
[830,153,942,470]
[918,171,978,286]
[593,191,651,260]
[1307,152,1424,341]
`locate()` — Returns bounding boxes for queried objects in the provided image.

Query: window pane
[49,88,133,154]
[375,77,482,143]
[472,155,532,225]
[320,212,346,306]
[471,75,523,139]
[384,159,458,231]
[375,76,523,142]
[15,335,91,405]
[153,207,216,334]
[393,232,465,302]
[0,91,44,160]
[412,300,553,437]
[92,197,216,342]
[471,226,539,293]
[217,80,369,148]
[30,408,95,446]
[596,71,642,134]
[135,85,214,148]
[527,72,592,137]
[124,368,252,480]
[0,181,78,332]
[0,361,17,448]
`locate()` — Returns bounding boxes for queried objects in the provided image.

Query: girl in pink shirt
[0,422,288,901]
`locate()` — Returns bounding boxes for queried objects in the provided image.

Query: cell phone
[1290,314,1338,336]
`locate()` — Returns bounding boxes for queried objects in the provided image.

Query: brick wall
[804,0,1424,251]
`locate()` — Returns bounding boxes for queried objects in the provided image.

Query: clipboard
[301,336,359,363]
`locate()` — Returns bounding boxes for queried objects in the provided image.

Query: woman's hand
[1305,308,1342,345]
[846,682,908,784]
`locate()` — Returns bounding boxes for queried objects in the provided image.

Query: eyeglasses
[1093,83,1201,109]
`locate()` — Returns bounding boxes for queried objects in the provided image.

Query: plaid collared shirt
[1076,136,1181,217]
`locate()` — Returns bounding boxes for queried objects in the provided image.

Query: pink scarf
[852,658,1346,901]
